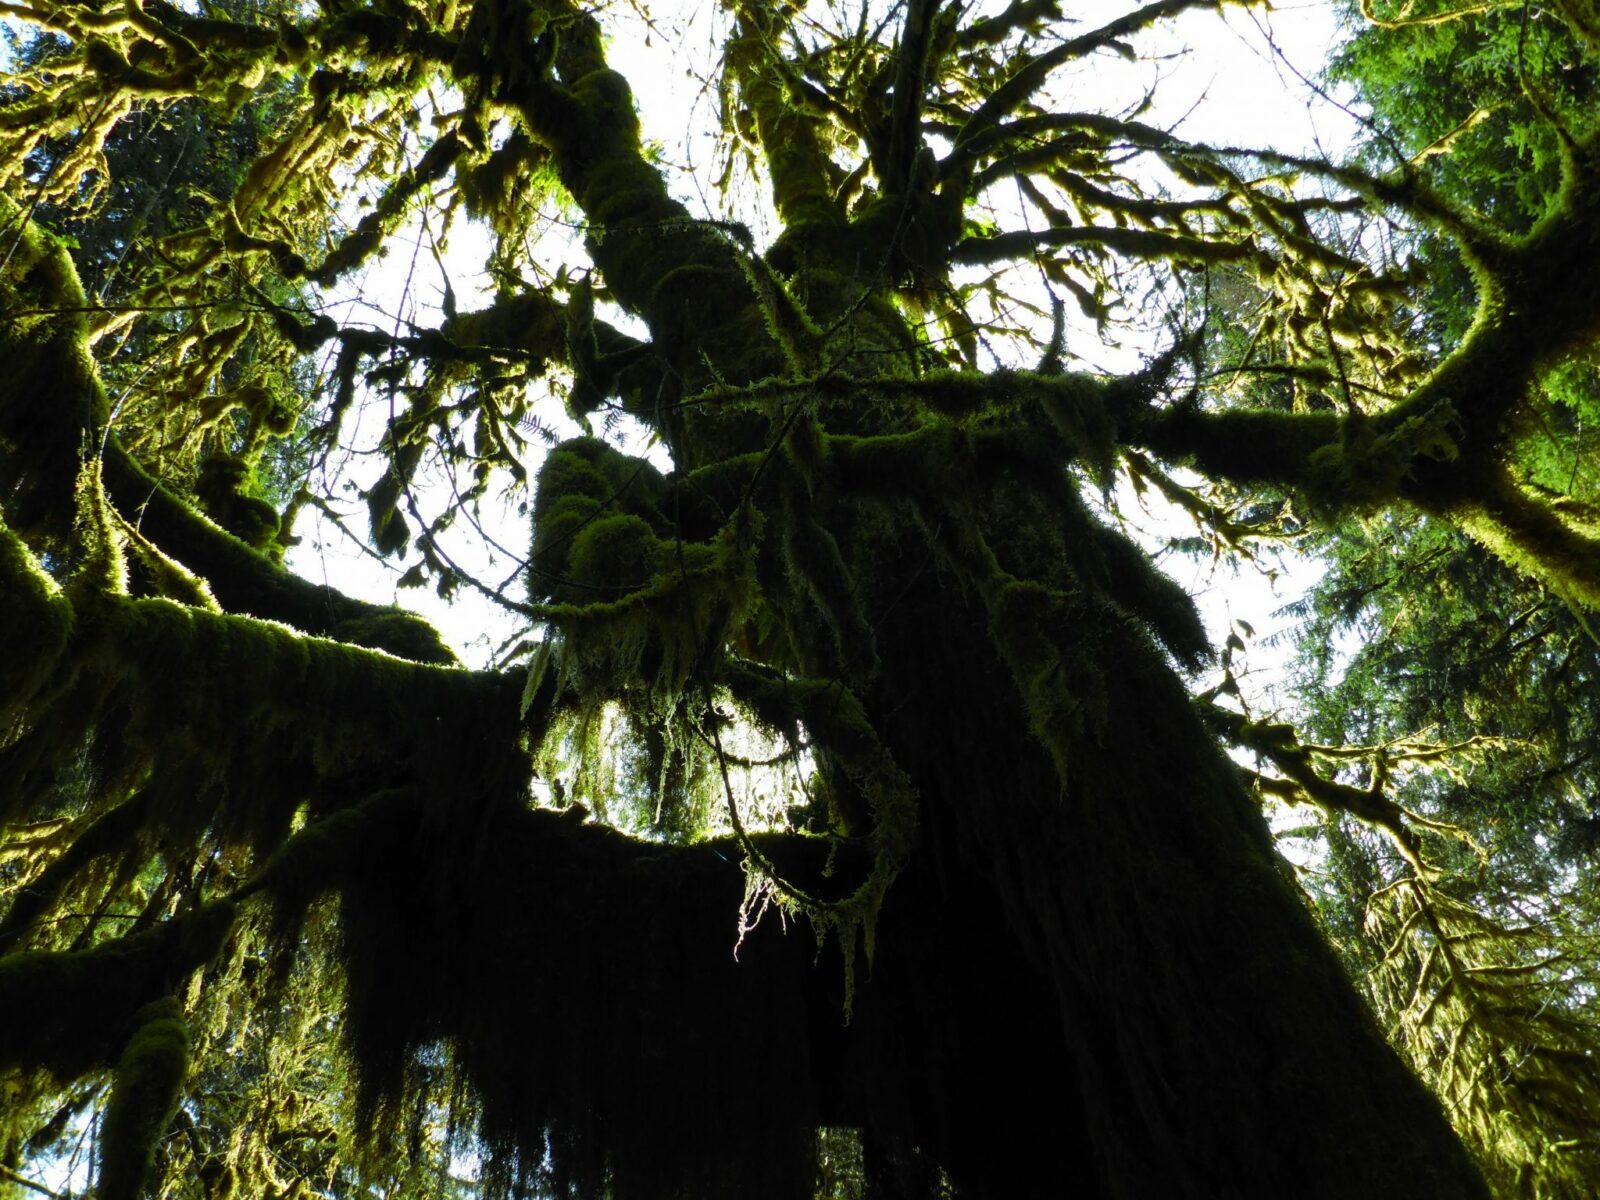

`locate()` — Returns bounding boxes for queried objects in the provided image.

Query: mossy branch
[102,442,454,662]
[97,997,189,1200]
[1204,701,1489,876]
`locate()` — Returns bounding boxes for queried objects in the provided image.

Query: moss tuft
[566,513,659,590]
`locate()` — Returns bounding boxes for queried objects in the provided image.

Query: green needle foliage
[1254,5,1600,1195]
[3,0,1600,1196]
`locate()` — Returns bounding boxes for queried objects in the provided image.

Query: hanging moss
[96,997,189,1200]
[0,902,233,1076]
[779,495,878,680]
[320,797,843,1200]
[0,197,452,661]
[0,790,152,946]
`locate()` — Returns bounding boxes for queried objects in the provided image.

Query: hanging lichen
[7,0,1600,1195]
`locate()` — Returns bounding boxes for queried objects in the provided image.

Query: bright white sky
[288,0,1362,720]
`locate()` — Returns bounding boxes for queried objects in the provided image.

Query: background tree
[4,0,1600,1196]
[1231,4,1600,1194]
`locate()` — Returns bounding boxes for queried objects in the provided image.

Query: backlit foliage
[4,0,1600,1197]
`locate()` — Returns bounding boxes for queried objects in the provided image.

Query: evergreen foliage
[1259,5,1600,1193]
[3,0,1600,1196]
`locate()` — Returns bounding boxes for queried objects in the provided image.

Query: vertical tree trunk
[504,13,1490,1193]
[855,572,1488,1197]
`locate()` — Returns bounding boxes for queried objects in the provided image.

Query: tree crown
[4,0,1600,1196]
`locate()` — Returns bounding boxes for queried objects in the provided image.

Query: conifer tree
[4,0,1600,1195]
[1261,5,1600,1194]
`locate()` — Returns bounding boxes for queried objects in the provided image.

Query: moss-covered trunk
[855,570,1486,1196]
[494,9,1496,1193]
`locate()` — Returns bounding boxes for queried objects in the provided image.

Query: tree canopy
[3,0,1600,1196]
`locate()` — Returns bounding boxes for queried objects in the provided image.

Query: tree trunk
[500,14,1493,1194]
[854,571,1489,1197]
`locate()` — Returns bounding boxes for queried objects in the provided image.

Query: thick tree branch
[728,3,853,237]
[101,443,454,662]
[485,6,783,461]
[884,0,943,195]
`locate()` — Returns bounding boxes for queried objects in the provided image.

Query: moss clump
[195,453,283,552]
[529,437,673,601]
[568,513,661,592]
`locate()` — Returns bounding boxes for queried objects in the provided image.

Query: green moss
[2,827,144,967]
[647,263,753,345]
[1082,520,1211,668]
[0,196,110,535]
[567,68,639,134]
[97,998,188,1200]
[780,504,877,679]
[0,524,74,721]
[575,156,663,227]
[328,610,452,664]
[531,494,602,580]
[537,447,612,503]
[568,513,660,592]
[195,453,283,552]
[529,438,678,601]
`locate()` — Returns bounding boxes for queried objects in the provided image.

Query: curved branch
[100,432,453,663]
[952,222,1255,267]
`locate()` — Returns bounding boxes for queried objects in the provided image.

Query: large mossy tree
[4,0,1600,1196]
